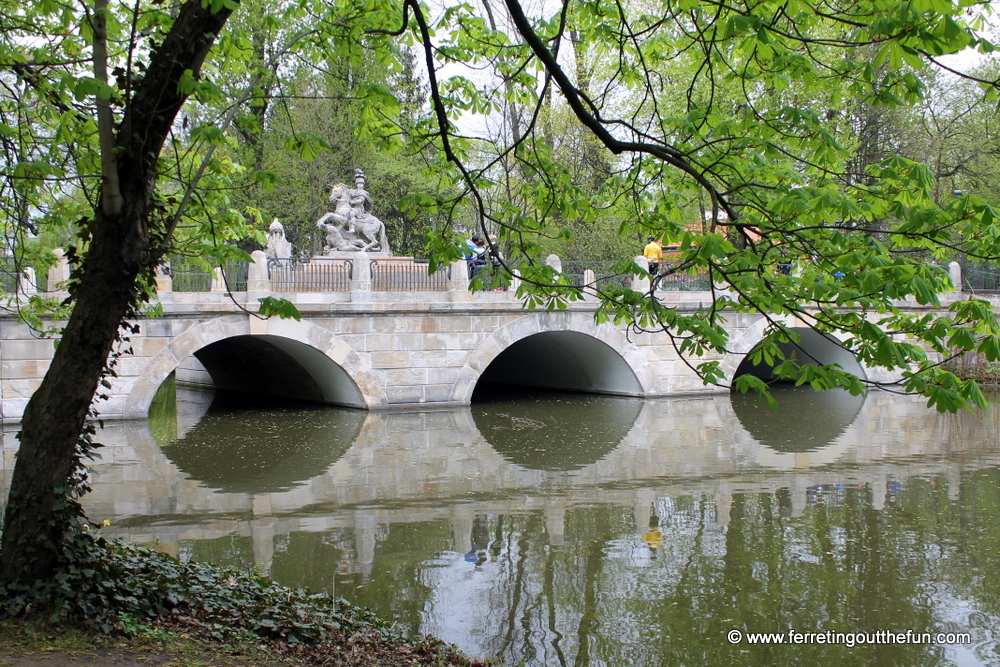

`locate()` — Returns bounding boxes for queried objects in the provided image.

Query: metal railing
[168,259,248,292]
[372,258,450,291]
[561,261,627,291]
[0,257,19,292]
[468,261,514,291]
[961,261,1000,293]
[654,263,711,291]
[558,260,711,291]
[268,257,352,292]
[0,256,49,293]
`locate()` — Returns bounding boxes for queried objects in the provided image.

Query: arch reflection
[730,384,865,453]
[472,387,641,470]
[157,392,365,493]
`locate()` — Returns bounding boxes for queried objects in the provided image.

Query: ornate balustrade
[0,251,969,300]
[267,257,352,292]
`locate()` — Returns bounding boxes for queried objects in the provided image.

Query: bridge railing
[559,260,710,292]
[961,261,1000,293]
[561,261,629,291]
[0,257,19,293]
[656,262,711,291]
[0,255,54,294]
[371,258,450,291]
[267,257,352,292]
[167,259,248,292]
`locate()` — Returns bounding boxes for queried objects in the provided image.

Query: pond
[3,382,999,666]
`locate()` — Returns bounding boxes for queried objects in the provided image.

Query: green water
[35,384,1000,665]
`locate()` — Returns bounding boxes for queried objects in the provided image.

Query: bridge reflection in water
[3,387,999,666]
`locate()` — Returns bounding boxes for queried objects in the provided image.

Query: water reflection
[730,384,865,452]
[3,388,1000,666]
[154,392,364,494]
[472,386,641,470]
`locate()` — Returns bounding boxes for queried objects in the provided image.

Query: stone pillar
[632,255,650,292]
[18,267,37,297]
[247,250,269,292]
[154,263,172,293]
[46,248,70,292]
[949,261,962,292]
[545,253,562,274]
[449,258,469,291]
[582,268,598,299]
[511,269,521,292]
[350,252,372,302]
[209,267,225,292]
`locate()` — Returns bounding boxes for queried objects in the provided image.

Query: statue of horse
[327,182,391,254]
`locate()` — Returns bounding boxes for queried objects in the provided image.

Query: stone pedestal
[46,248,70,292]
[632,255,650,292]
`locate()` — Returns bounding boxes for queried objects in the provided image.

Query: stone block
[2,398,29,423]
[386,385,424,404]
[426,367,461,385]
[434,315,475,333]
[114,356,150,377]
[383,367,428,387]
[332,318,375,335]
[320,339,349,365]
[140,318,192,338]
[93,395,127,419]
[0,321,51,340]
[140,350,182,385]
[1,339,56,361]
[2,359,50,379]
[371,351,412,369]
[362,333,394,351]
[264,317,311,341]
[405,350,467,368]
[176,367,213,386]
[456,333,488,351]
[468,338,503,372]
[410,317,439,333]
[422,384,454,403]
[126,337,169,358]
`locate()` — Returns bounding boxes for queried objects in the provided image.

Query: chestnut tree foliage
[1,0,1000,591]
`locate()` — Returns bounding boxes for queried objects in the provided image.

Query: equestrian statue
[315,168,391,255]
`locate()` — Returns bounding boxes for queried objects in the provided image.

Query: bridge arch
[722,316,868,384]
[124,315,386,418]
[449,311,651,403]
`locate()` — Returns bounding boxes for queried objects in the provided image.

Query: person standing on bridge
[643,236,663,288]
[467,236,487,281]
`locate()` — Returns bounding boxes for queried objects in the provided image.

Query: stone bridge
[0,251,965,423]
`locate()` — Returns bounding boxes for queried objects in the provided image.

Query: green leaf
[258,297,301,321]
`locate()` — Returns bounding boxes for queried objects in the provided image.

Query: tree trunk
[0,0,235,587]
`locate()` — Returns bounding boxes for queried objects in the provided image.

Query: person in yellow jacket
[643,236,663,282]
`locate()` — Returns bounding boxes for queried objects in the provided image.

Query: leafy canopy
[3,0,1000,413]
[401,0,1000,412]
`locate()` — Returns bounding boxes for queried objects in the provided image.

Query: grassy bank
[0,537,488,667]
[945,353,1000,386]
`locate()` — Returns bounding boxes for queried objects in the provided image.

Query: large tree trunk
[0,0,235,587]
